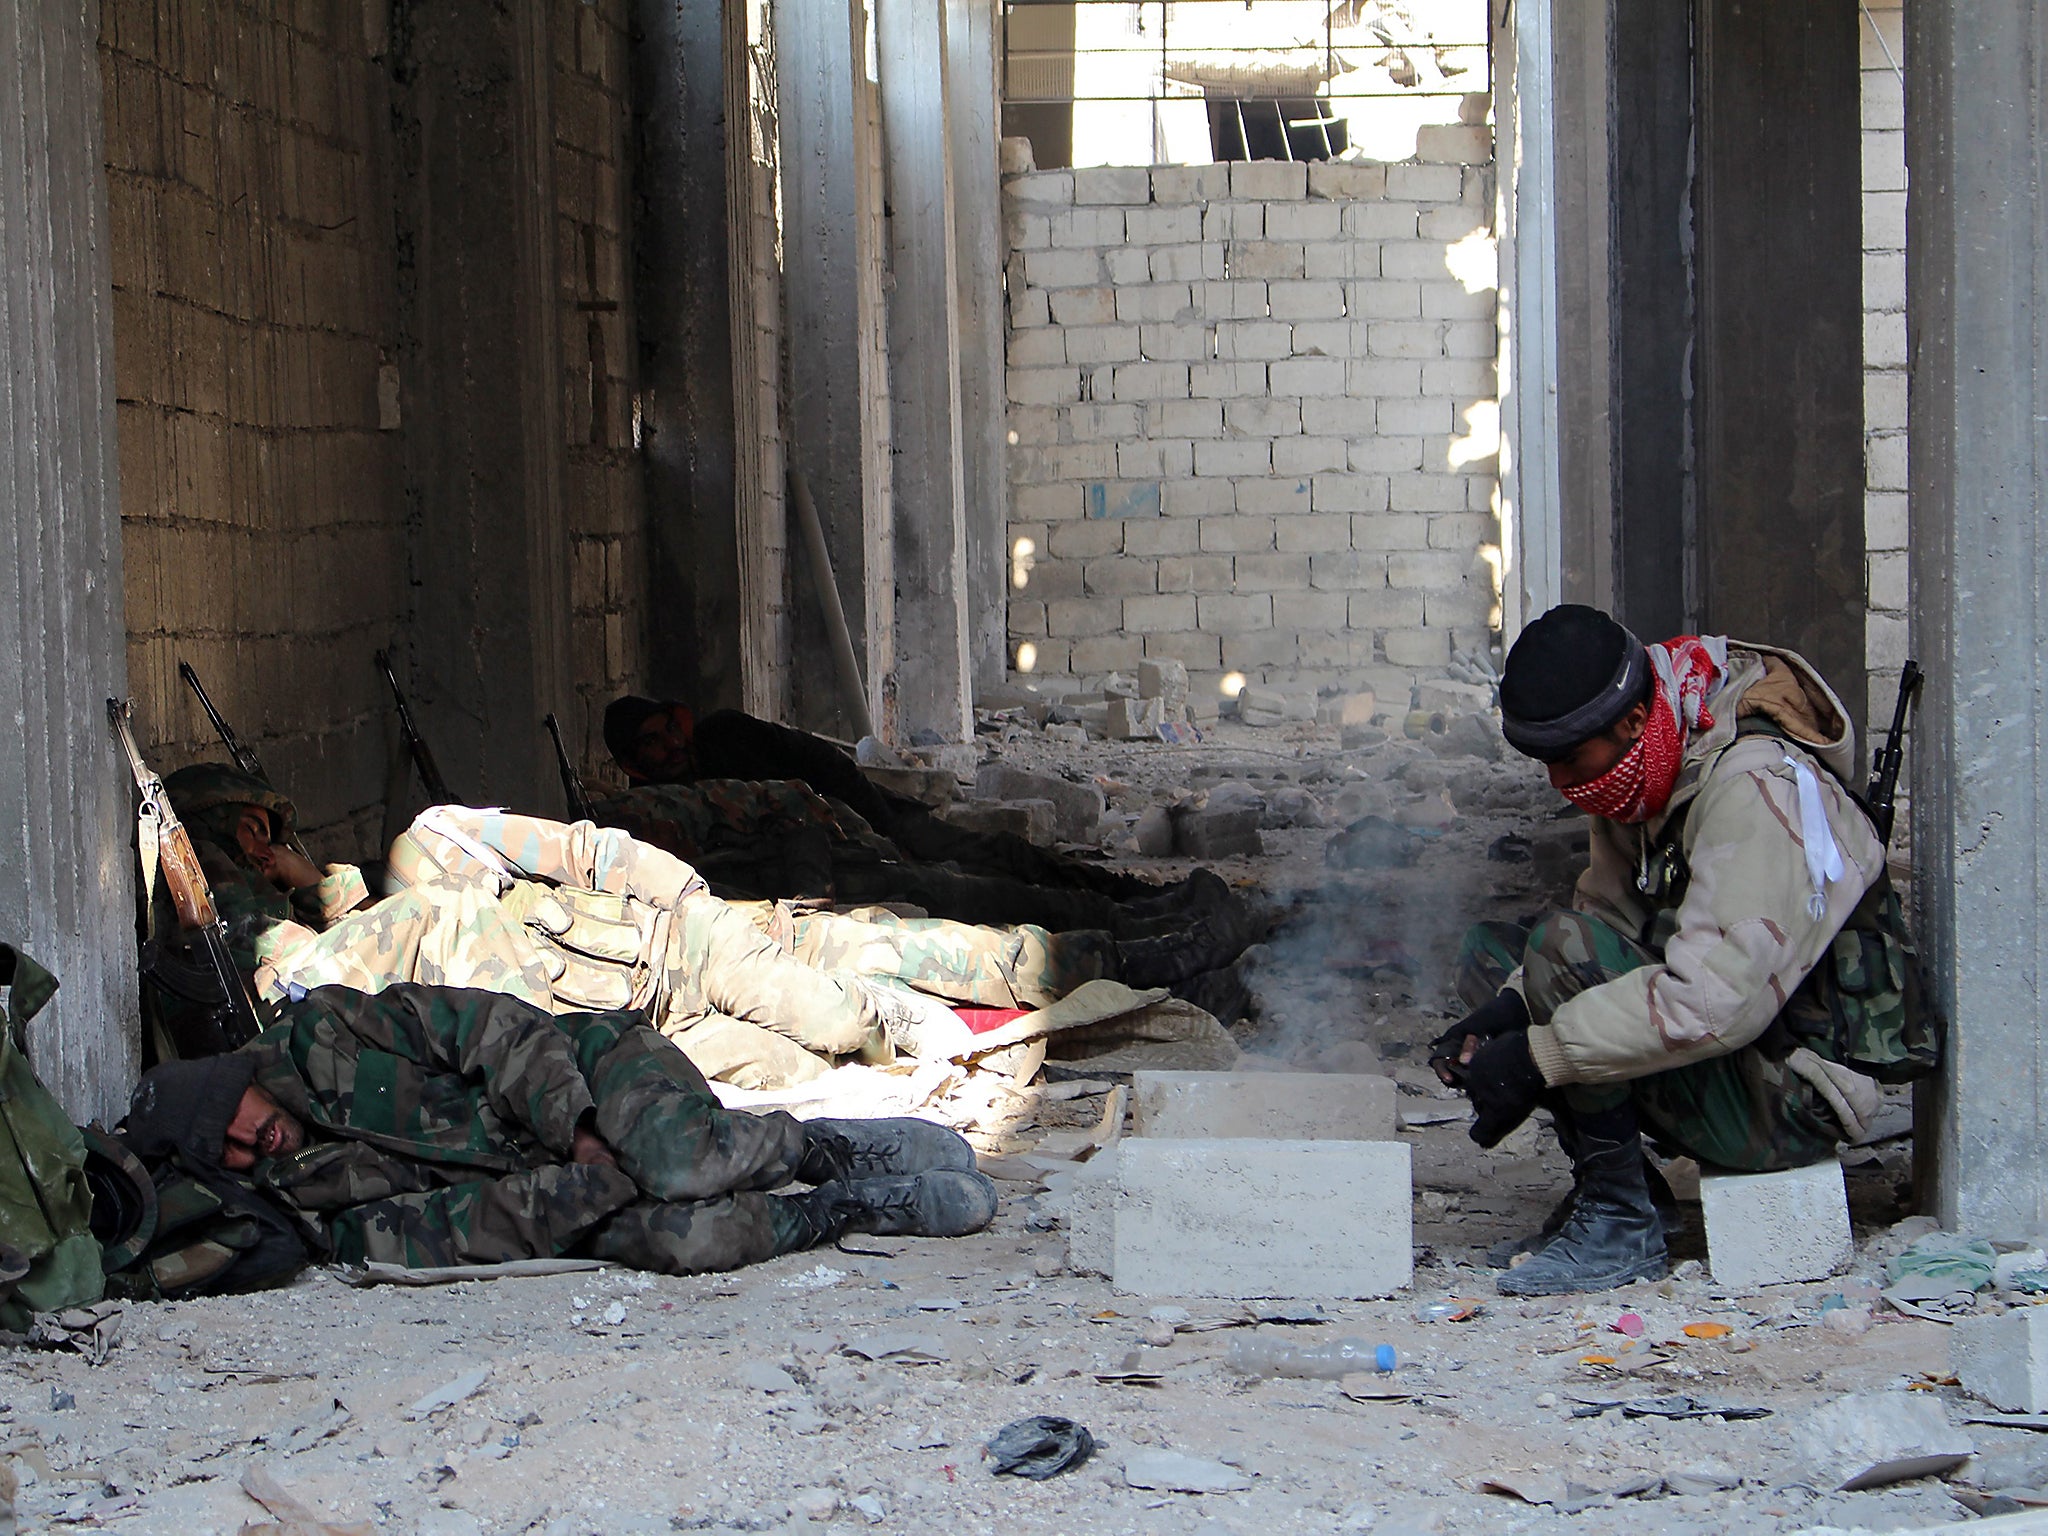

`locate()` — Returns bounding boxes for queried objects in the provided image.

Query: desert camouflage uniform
[591,781,1133,932]
[245,983,815,1272]
[1456,644,1891,1171]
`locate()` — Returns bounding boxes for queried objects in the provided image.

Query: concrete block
[941,799,1056,845]
[1052,1154,1119,1277]
[1112,1138,1413,1298]
[999,135,1035,175]
[1133,1071,1397,1141]
[973,763,1106,843]
[1235,685,1315,726]
[1699,1160,1853,1289]
[1953,1307,2048,1413]
[1073,165,1152,204]
[1794,1392,1974,1492]
[1316,689,1378,727]
[1171,805,1263,859]
[1137,657,1188,707]
[1107,696,1166,740]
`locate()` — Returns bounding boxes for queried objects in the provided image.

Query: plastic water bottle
[1225,1335,1396,1380]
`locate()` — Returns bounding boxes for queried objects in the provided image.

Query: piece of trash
[1123,1448,1251,1494]
[1887,1234,1997,1292]
[341,1257,605,1287]
[1681,1321,1732,1339]
[913,1297,963,1312]
[1612,1312,1645,1337]
[1579,1355,1617,1367]
[1226,1335,1394,1380]
[1662,1461,1741,1495]
[780,1264,847,1291]
[1961,1413,2048,1432]
[282,1398,355,1456]
[25,1301,123,1366]
[984,1415,1095,1479]
[1414,1299,1485,1324]
[843,1333,949,1363]
[405,1365,490,1420]
[1094,1351,1166,1387]
[1570,1393,1771,1421]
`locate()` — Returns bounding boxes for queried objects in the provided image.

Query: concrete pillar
[946,0,1009,694]
[0,0,139,1120]
[776,0,894,738]
[1906,1,2048,1234]
[391,0,572,813]
[876,0,973,744]
[631,0,743,715]
[1492,0,1565,641]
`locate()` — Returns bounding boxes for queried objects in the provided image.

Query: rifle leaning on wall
[1862,659,1924,846]
[374,651,455,805]
[543,713,594,824]
[107,699,267,1057]
[177,659,312,860]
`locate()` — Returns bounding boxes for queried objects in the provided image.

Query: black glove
[1427,989,1531,1087]
[1462,1030,1547,1149]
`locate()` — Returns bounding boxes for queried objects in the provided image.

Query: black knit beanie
[602,696,667,772]
[124,1054,257,1165]
[1499,605,1651,761]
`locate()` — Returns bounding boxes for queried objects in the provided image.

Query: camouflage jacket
[1519,643,1887,1090]
[194,839,371,980]
[243,984,636,1265]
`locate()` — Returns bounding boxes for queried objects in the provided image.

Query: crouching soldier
[1431,606,1934,1297]
[122,984,998,1274]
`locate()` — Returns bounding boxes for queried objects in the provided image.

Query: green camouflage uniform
[591,781,1131,932]
[1455,644,1892,1172]
[245,983,815,1272]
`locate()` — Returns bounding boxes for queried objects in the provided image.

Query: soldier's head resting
[604,695,695,783]
[127,1055,305,1171]
[1499,605,1655,796]
[164,764,321,892]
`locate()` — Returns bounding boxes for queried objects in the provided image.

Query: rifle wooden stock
[154,824,220,930]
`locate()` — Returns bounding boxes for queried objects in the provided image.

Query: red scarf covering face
[1559,637,1724,824]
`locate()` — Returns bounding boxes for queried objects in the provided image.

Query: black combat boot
[794,1117,979,1184]
[786,1170,1001,1247]
[1115,914,1251,988]
[1495,1103,1667,1296]
[1484,1105,1680,1268]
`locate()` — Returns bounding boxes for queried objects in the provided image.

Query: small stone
[1032,1255,1065,1278]
[1123,1448,1252,1493]
[1140,1320,1175,1347]
[603,1301,627,1326]
[791,1486,840,1521]
[847,1492,887,1525]
[1534,1392,1558,1409]
[736,1362,798,1393]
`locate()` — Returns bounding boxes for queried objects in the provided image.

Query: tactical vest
[1631,721,1940,1084]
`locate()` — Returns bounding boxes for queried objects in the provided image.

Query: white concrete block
[1267,280,1347,321]
[1004,169,1072,206]
[1112,1138,1413,1298]
[1023,248,1105,288]
[1699,1160,1853,1290]
[1385,163,1464,201]
[1151,164,1230,202]
[1952,1306,2048,1413]
[1125,204,1202,244]
[1107,695,1166,739]
[1133,1071,1397,1140]
[1072,165,1151,204]
[1794,1392,1974,1492]
[1229,160,1308,199]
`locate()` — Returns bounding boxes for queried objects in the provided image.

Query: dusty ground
[6,708,2024,1535]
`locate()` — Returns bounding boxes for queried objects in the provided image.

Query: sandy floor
[9,708,2019,1536]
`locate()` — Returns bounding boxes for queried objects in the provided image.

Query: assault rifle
[375,651,455,804]
[177,659,312,859]
[543,713,594,823]
[107,699,266,1056]
[1863,659,1924,846]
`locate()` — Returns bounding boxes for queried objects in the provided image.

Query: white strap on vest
[1783,747,1845,918]
[413,807,522,893]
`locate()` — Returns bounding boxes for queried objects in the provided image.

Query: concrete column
[1492,0,1564,641]
[776,0,893,738]
[1907,1,2048,1234]
[632,0,743,714]
[0,0,139,1120]
[946,0,1009,694]
[876,0,973,743]
[392,0,571,813]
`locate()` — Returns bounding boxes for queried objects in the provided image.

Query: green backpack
[0,947,105,1330]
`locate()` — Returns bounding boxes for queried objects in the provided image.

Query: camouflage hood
[165,764,298,859]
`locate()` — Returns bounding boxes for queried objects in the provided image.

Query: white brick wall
[1002,144,1501,697]
[1862,0,1907,733]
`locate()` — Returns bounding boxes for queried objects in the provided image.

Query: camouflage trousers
[318,1013,819,1274]
[1456,915,1840,1171]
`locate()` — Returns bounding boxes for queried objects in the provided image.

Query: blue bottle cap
[1375,1343,1397,1372]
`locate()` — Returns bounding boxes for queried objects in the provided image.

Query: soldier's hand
[1463,1030,1548,1148]
[253,840,323,892]
[570,1125,619,1168]
[1427,989,1531,1087]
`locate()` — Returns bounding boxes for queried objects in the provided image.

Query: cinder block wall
[553,0,653,778]
[102,0,652,852]
[1860,0,1907,733]
[102,1,405,858]
[1001,130,1500,703]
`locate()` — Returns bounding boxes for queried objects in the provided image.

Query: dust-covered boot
[789,1170,1000,1242]
[1495,1105,1666,1296]
[794,1117,979,1184]
[853,979,976,1061]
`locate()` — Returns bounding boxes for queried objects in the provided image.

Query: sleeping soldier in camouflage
[589,777,1240,939]
[1426,608,1931,1298]
[119,985,998,1273]
[165,771,1241,1089]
